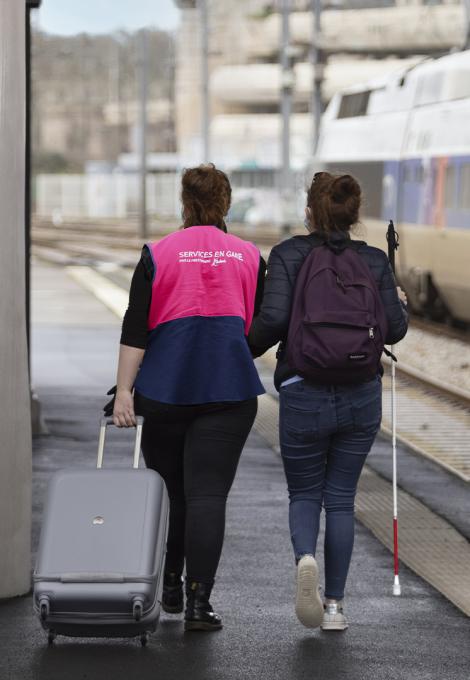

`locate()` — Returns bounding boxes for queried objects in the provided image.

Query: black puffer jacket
[248,231,408,390]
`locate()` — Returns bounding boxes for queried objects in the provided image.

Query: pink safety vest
[146,226,260,335]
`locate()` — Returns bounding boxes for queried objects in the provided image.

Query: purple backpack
[286,243,388,385]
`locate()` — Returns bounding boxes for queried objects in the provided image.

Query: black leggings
[135,393,258,583]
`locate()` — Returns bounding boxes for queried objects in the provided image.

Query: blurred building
[173,0,467,174]
[32,30,176,173]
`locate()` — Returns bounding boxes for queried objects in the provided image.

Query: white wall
[0,0,32,597]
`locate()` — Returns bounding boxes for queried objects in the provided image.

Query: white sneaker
[321,601,349,631]
[295,555,324,629]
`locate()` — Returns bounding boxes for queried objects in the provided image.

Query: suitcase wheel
[140,633,149,647]
[39,598,50,621]
[133,597,145,622]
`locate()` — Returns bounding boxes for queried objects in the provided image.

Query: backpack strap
[384,347,398,362]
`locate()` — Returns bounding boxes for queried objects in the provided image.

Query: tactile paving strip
[255,393,470,617]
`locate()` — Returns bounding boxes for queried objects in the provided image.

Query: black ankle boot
[162,572,184,614]
[184,580,223,631]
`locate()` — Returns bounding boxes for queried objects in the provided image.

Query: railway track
[32,225,470,482]
[31,223,280,269]
[32,220,284,255]
[381,370,470,481]
[406,315,469,344]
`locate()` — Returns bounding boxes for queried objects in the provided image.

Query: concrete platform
[34,260,470,614]
[0,261,467,680]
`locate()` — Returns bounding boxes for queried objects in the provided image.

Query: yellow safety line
[66,266,127,320]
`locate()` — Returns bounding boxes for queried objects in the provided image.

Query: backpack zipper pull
[369,328,375,339]
[336,275,347,293]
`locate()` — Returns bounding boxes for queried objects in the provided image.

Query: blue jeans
[279,377,382,600]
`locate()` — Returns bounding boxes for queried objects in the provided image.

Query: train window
[444,165,456,210]
[459,164,470,211]
[403,165,413,183]
[337,91,371,119]
[416,72,444,106]
[403,164,423,183]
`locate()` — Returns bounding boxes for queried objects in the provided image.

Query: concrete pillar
[0,0,32,597]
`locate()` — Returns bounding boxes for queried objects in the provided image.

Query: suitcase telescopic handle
[97,416,144,470]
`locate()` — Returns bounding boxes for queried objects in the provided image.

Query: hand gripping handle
[97,416,144,470]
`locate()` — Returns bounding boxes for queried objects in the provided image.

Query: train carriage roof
[320,50,470,162]
[330,49,470,119]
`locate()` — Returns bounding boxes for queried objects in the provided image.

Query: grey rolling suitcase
[33,416,168,645]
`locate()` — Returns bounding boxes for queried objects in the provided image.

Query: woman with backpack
[111,164,266,631]
[248,172,408,631]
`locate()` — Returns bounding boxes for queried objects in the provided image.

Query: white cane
[391,348,401,595]
[387,220,401,596]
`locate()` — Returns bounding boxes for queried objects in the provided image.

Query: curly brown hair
[181,163,232,231]
[306,171,361,236]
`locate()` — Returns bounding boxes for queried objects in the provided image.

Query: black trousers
[135,393,258,583]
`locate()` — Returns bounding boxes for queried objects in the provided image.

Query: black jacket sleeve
[253,255,267,317]
[376,252,409,345]
[120,247,154,349]
[248,246,293,356]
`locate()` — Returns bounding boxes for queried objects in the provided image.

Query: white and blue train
[317,49,470,324]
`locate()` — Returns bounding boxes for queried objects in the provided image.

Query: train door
[444,158,470,230]
[418,157,433,226]
[399,159,424,224]
[433,157,447,229]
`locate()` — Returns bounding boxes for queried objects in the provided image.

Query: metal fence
[34,173,181,220]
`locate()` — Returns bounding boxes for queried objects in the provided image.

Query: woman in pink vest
[112,164,265,631]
